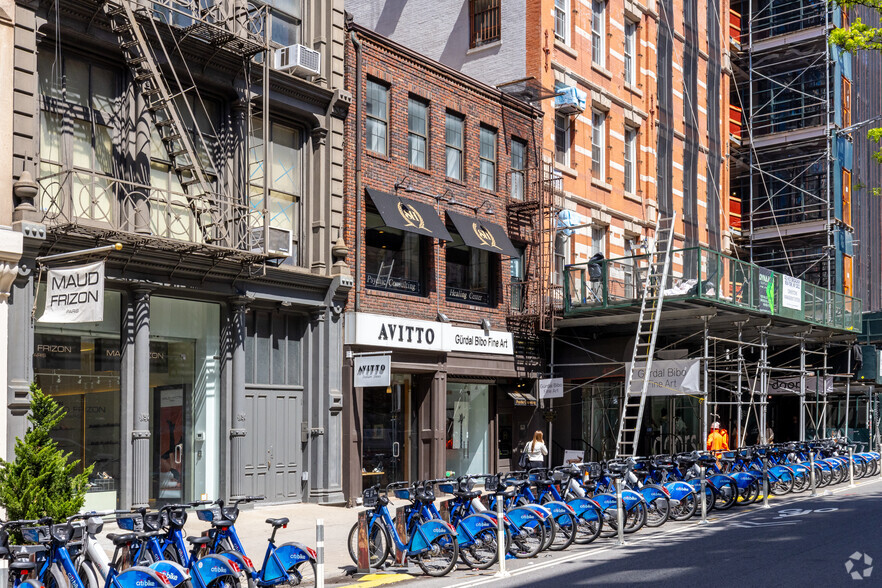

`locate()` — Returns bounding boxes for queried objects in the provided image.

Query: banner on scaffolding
[781,275,802,310]
[758,267,775,314]
[768,376,833,395]
[625,359,702,396]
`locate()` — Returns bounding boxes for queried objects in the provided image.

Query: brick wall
[344,25,543,328]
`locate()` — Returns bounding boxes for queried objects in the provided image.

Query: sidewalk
[97,502,361,584]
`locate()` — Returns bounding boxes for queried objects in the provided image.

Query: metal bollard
[316,519,324,588]
[494,494,510,578]
[810,451,818,497]
[849,447,856,488]
[700,466,708,524]
[762,460,770,509]
[615,477,625,546]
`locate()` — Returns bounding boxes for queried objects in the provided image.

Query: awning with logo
[446,210,519,257]
[366,188,452,241]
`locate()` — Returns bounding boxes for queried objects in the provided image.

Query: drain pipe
[351,28,363,311]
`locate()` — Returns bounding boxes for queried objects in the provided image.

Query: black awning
[366,188,452,241]
[446,210,519,257]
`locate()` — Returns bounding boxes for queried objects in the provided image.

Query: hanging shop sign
[624,359,702,396]
[507,391,537,406]
[538,377,564,399]
[782,275,802,311]
[39,261,105,323]
[353,354,391,388]
[768,376,833,395]
[344,312,514,355]
[757,267,775,314]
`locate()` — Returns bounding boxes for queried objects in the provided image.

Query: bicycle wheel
[458,526,501,570]
[623,503,646,534]
[713,479,737,510]
[347,520,390,568]
[509,522,545,559]
[287,561,316,586]
[645,496,670,527]
[770,473,794,496]
[43,566,69,588]
[76,560,101,588]
[573,510,602,544]
[549,511,577,551]
[669,492,698,521]
[206,574,239,588]
[790,470,810,494]
[415,531,458,577]
[540,513,556,552]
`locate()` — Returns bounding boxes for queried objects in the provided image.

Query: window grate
[470,0,501,48]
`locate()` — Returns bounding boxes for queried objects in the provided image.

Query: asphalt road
[388,476,882,587]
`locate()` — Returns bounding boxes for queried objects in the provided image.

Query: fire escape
[42,0,274,260]
[506,149,563,375]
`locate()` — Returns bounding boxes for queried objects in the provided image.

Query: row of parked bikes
[1,496,316,588]
[348,438,880,577]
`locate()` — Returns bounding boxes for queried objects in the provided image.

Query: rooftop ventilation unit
[273,44,321,77]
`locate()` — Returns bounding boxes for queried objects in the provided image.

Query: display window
[445,383,490,477]
[365,211,426,295]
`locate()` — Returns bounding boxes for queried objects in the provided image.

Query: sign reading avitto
[39,261,105,323]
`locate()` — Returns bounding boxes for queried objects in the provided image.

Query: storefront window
[446,231,495,306]
[446,383,490,477]
[34,290,122,510]
[149,297,220,504]
[365,211,425,295]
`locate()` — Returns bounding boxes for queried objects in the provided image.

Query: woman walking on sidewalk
[523,430,548,470]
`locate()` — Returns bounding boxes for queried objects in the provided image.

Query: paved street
[349,477,882,588]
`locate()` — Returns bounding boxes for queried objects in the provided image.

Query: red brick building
[341,20,544,502]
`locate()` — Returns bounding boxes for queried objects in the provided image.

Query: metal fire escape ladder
[103,0,224,243]
[616,212,677,458]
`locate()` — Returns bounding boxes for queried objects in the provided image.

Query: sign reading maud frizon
[39,261,105,323]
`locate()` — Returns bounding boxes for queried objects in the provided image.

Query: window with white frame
[480,126,497,191]
[591,0,606,66]
[591,110,605,179]
[366,79,388,156]
[624,126,637,194]
[591,225,606,257]
[511,138,526,200]
[555,113,570,167]
[624,21,636,85]
[554,0,570,44]
[554,233,568,286]
[445,112,465,180]
[408,96,428,168]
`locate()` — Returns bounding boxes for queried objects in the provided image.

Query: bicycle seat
[211,519,235,528]
[454,491,481,500]
[266,517,289,527]
[106,533,137,546]
[136,530,163,539]
[187,535,212,546]
[9,561,36,571]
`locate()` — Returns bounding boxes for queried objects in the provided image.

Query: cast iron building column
[131,287,151,507]
[229,300,247,498]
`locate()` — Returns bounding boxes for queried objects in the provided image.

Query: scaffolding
[730,0,853,292]
[36,0,276,262]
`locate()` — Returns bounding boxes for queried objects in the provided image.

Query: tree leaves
[0,383,94,534]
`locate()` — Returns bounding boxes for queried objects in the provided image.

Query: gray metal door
[244,386,302,501]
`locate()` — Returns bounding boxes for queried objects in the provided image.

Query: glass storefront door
[445,383,490,477]
[149,297,220,504]
[362,374,415,489]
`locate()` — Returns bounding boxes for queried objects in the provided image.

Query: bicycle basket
[484,475,500,493]
[551,470,567,483]
[582,462,602,479]
[143,513,162,532]
[196,507,221,522]
[419,487,435,502]
[221,507,239,522]
[393,489,414,501]
[116,515,144,532]
[363,487,379,508]
[70,522,85,541]
[438,483,455,495]
[21,526,49,544]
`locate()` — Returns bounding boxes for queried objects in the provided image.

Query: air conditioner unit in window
[273,44,321,77]
[251,226,294,259]
[554,85,587,115]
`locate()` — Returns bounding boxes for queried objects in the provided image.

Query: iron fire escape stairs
[103,0,226,244]
[615,212,677,458]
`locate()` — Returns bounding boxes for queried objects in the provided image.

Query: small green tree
[0,383,93,524]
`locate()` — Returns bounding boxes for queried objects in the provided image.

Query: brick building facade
[341,20,543,502]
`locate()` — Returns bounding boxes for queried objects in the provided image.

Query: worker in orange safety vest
[706,422,729,454]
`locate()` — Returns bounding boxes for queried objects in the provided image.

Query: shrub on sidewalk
[0,383,93,525]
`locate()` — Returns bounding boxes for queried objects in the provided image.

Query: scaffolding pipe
[737,323,744,447]
[759,328,768,444]
[824,2,833,289]
[845,344,851,440]
[800,337,806,441]
[703,317,710,445]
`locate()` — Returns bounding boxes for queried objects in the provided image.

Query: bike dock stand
[849,447,856,488]
[494,491,510,578]
[810,451,818,498]
[615,478,626,546]
[762,461,771,509]
[699,466,709,524]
